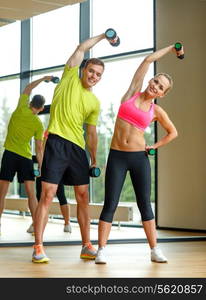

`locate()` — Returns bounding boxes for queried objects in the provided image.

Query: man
[0,75,53,235]
[32,32,109,263]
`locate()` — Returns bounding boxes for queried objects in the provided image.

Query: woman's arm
[147,105,178,151]
[121,44,182,103]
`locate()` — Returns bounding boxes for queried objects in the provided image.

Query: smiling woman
[95,44,179,265]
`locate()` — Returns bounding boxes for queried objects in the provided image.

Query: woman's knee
[140,207,154,221]
[100,207,115,223]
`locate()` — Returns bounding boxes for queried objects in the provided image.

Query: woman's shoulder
[153,103,165,112]
[153,103,169,120]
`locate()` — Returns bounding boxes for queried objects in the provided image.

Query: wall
[156,0,206,229]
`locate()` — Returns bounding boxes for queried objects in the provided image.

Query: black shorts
[41,134,89,186]
[0,150,35,183]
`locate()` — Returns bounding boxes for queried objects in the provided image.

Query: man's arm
[35,139,44,171]
[66,33,106,68]
[85,124,98,167]
[121,43,184,102]
[23,76,54,95]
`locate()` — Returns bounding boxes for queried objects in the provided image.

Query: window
[32,5,79,69]
[90,0,155,224]
[31,70,63,105]
[0,21,21,76]
[91,0,154,57]
[0,78,20,196]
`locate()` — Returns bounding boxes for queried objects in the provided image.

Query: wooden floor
[1,214,206,278]
[0,241,206,278]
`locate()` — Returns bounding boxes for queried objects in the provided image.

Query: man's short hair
[30,95,45,109]
[83,58,105,70]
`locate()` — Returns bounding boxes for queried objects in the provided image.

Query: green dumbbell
[147,148,156,156]
[89,167,101,177]
[174,42,184,59]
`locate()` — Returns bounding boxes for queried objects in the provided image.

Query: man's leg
[32,181,58,263]
[74,184,90,244]
[0,180,10,234]
[74,184,96,259]
[24,181,38,221]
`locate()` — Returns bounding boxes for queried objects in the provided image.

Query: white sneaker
[151,247,168,263]
[95,247,107,264]
[64,224,72,233]
[27,224,34,234]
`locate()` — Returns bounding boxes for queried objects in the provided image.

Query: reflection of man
[0,76,53,235]
[32,33,107,263]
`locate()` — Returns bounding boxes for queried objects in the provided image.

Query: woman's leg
[129,153,156,247]
[56,183,70,227]
[130,153,167,262]
[96,150,127,263]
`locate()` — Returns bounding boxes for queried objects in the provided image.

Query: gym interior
[0,0,206,280]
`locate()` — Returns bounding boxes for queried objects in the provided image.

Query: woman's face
[147,75,171,98]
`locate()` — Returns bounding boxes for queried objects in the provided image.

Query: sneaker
[64,224,72,233]
[151,247,168,263]
[27,224,34,234]
[95,247,107,264]
[32,244,50,263]
[80,243,97,260]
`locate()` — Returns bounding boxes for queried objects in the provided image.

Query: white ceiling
[0,0,85,26]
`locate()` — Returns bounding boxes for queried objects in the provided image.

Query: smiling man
[32,33,107,263]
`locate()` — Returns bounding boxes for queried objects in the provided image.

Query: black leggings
[36,177,67,206]
[100,149,154,223]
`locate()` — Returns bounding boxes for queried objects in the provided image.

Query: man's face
[81,63,104,89]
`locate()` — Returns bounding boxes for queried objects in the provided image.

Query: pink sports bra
[117,92,155,131]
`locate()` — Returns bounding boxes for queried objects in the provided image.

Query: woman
[95,43,183,264]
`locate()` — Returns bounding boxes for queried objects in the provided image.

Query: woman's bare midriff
[110,118,146,151]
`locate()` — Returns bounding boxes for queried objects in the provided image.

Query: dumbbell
[45,76,60,83]
[89,167,101,177]
[147,148,156,156]
[174,42,184,59]
[105,28,120,47]
[33,169,40,177]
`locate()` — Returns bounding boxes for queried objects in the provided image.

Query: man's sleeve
[34,121,44,140]
[85,101,100,126]
[59,65,79,84]
[16,94,29,109]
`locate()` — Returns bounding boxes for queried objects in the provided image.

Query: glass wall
[91,0,155,220]
[0,20,21,196]
[0,0,155,233]
[32,5,79,69]
[0,78,20,196]
[91,0,153,57]
[0,21,20,76]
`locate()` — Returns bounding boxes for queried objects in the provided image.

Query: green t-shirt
[48,65,100,149]
[4,94,44,159]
